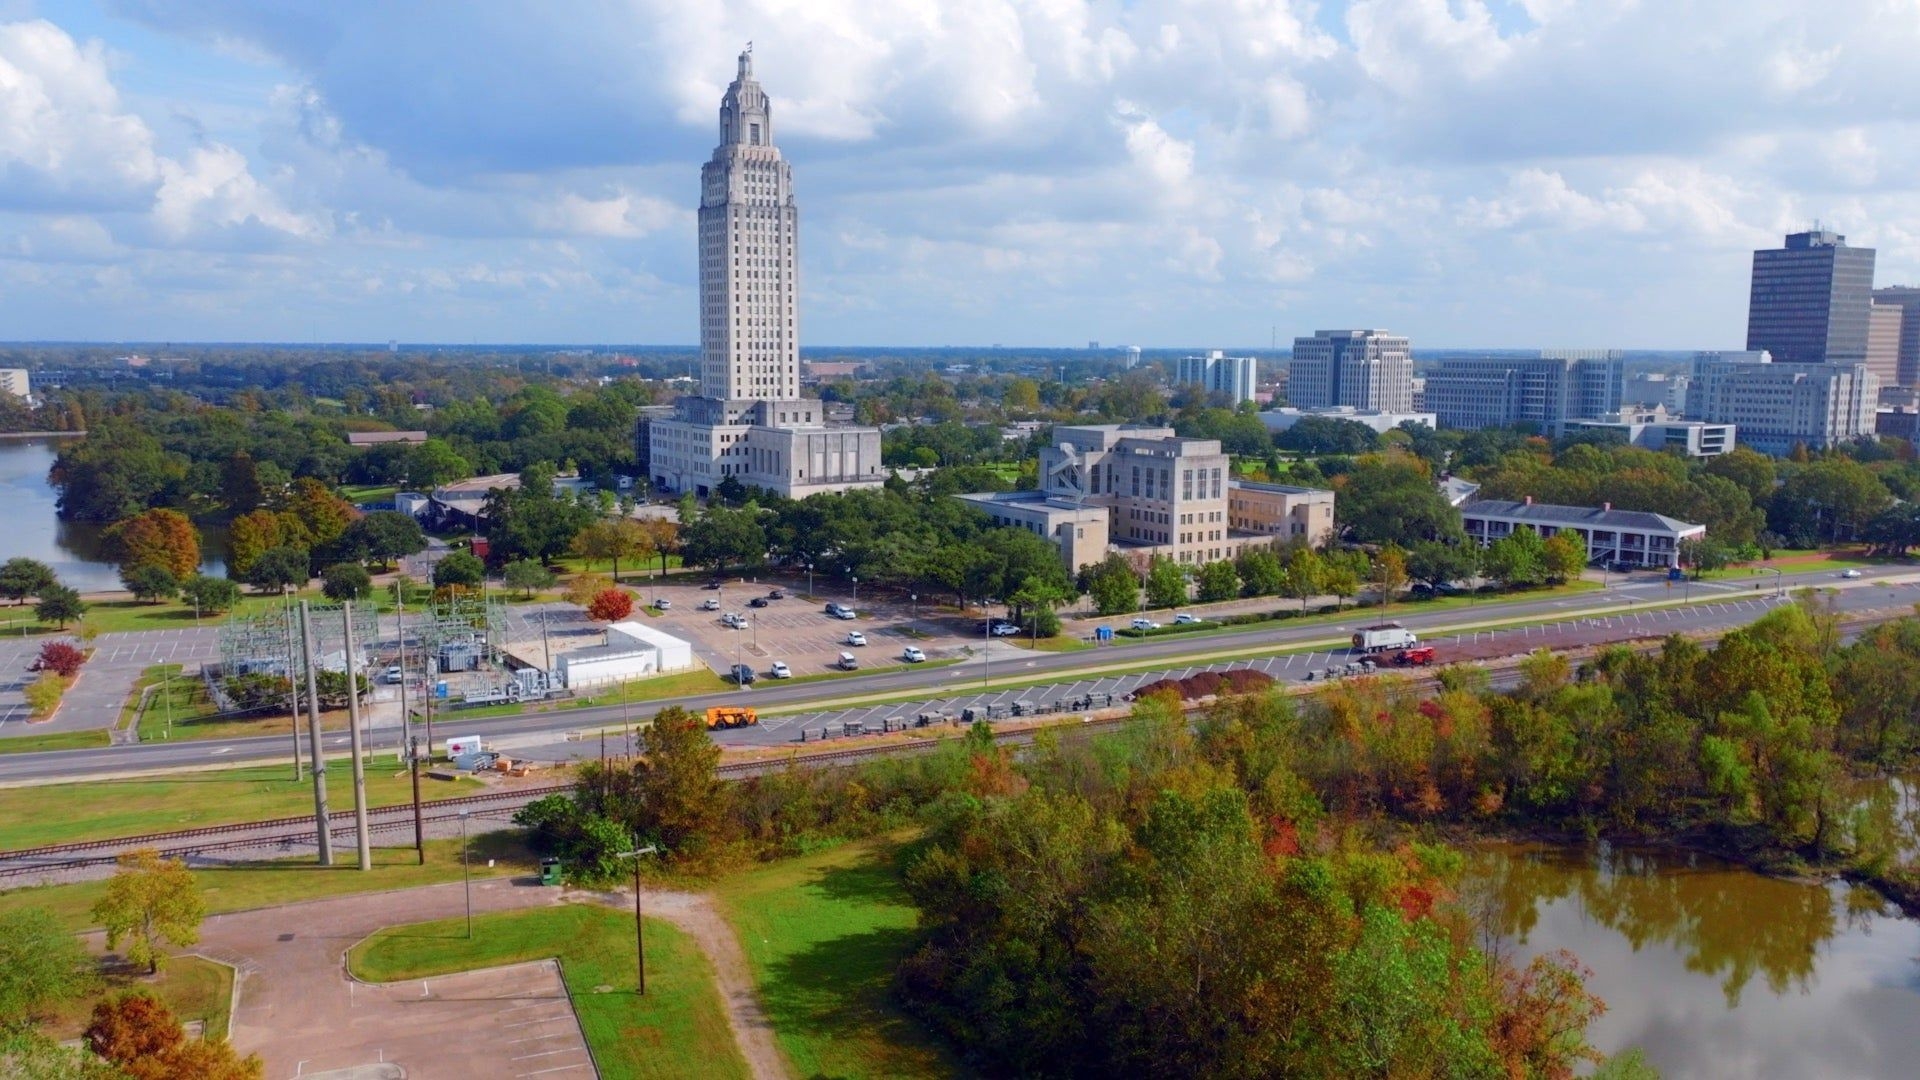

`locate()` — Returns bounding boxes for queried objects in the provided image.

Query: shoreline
[0,431,84,440]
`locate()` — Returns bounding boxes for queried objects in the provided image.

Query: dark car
[703,580,724,590]
[730,663,756,685]
[748,597,770,608]
[768,588,786,599]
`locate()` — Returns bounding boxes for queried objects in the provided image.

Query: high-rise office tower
[1175,350,1258,404]
[1871,286,1920,389]
[1287,330,1413,412]
[1745,229,1876,364]
[648,50,882,498]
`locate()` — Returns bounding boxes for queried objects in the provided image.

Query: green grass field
[38,954,233,1042]
[128,663,224,742]
[0,832,537,932]
[712,838,955,1080]
[0,758,482,851]
[0,728,111,754]
[350,903,746,1080]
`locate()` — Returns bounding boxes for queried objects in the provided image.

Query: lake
[0,436,226,592]
[1466,841,1920,1079]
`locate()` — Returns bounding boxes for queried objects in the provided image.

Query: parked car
[703,581,723,590]
[902,646,926,663]
[833,607,858,620]
[846,631,868,646]
[991,623,1020,636]
[838,651,859,671]
[1841,569,1864,579]
[768,588,786,599]
[1173,613,1202,625]
[384,664,404,682]
[769,661,792,679]
[700,598,721,611]
[721,612,747,629]
[748,597,770,608]
[730,663,756,685]
[1131,617,1161,631]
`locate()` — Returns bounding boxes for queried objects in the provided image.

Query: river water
[1465,842,1920,1078]
[0,436,226,591]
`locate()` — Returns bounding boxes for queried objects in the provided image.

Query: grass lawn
[0,727,112,754]
[0,758,483,851]
[38,954,233,1042]
[340,484,400,503]
[350,903,746,1080]
[78,588,412,635]
[0,831,537,932]
[712,837,955,1080]
[1010,636,1093,653]
[0,612,57,635]
[128,664,225,743]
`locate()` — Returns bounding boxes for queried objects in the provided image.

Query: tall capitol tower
[701,48,798,400]
[647,48,881,499]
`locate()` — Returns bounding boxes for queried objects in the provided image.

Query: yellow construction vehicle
[705,706,758,730]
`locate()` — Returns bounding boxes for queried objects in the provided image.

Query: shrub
[586,588,634,622]
[23,674,66,717]
[36,641,85,677]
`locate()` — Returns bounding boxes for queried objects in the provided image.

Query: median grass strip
[0,728,112,754]
[38,954,233,1042]
[0,758,483,850]
[350,903,746,1080]
[0,832,537,932]
[712,837,954,1080]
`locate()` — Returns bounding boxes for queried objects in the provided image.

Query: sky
[2,1,1919,349]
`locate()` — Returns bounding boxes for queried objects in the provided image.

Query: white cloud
[0,19,160,209]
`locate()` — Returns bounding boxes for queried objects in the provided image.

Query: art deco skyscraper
[700,49,799,402]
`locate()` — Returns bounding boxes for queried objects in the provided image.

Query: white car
[654,598,672,610]
[769,661,792,679]
[1840,568,1863,579]
[1131,617,1161,631]
[384,665,403,682]
[835,608,858,620]
[846,631,868,646]
[700,598,721,611]
[1173,613,1202,625]
[902,646,926,663]
[721,612,747,629]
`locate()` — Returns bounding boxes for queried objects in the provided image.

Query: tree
[503,557,555,598]
[564,572,615,608]
[1372,543,1409,606]
[179,574,241,615]
[91,849,205,974]
[340,511,426,570]
[220,451,265,513]
[226,509,308,580]
[0,558,57,606]
[35,641,85,678]
[1085,554,1139,616]
[571,518,643,580]
[283,478,358,549]
[1323,552,1361,610]
[1678,536,1733,578]
[120,564,178,604]
[1484,526,1548,589]
[34,586,85,628]
[1407,540,1479,590]
[321,562,372,602]
[432,550,486,588]
[1542,531,1589,583]
[102,509,200,580]
[0,907,95,1022]
[1235,546,1285,597]
[85,992,263,1080]
[246,545,309,595]
[1284,545,1324,610]
[403,438,471,489]
[1195,559,1239,603]
[1334,453,1466,547]
[1275,415,1381,455]
[1144,556,1188,609]
[587,588,634,622]
[632,706,730,860]
[48,419,185,522]
[679,505,767,572]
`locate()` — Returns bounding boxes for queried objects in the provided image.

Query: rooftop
[1461,498,1703,534]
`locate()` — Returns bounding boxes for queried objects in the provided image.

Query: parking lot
[607,572,993,682]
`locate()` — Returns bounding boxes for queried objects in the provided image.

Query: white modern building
[1287,330,1414,412]
[1260,407,1436,436]
[1421,351,1623,434]
[647,50,882,498]
[1565,411,1735,457]
[556,621,697,689]
[1176,350,1258,404]
[1460,498,1705,569]
[1689,350,1877,455]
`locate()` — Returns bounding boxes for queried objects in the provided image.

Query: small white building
[1261,407,1437,436]
[556,621,697,689]
[1460,497,1705,569]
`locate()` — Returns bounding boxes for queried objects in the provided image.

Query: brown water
[1464,842,1920,1078]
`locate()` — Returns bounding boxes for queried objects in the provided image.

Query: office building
[1746,229,1875,364]
[1226,482,1335,546]
[954,491,1110,571]
[1421,352,1623,434]
[1869,300,1905,394]
[1689,351,1877,455]
[1872,286,1920,389]
[1461,497,1705,570]
[0,369,27,399]
[647,50,882,498]
[1288,330,1413,412]
[1176,350,1258,404]
[1260,407,1436,436]
[1565,411,1735,457]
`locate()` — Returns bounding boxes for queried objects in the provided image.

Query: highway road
[2,563,1912,785]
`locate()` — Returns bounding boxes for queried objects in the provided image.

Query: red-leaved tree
[36,641,85,677]
[586,588,635,623]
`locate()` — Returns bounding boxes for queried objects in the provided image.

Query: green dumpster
[540,857,562,886]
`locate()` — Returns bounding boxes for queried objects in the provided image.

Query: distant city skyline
[5,3,1920,347]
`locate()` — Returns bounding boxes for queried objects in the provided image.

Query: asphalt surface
[1,563,1910,784]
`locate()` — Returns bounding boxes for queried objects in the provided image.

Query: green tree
[1372,543,1408,606]
[1483,527,1547,589]
[48,419,185,522]
[91,849,206,974]
[1283,545,1324,610]
[1195,559,1239,603]
[1323,552,1361,610]
[339,510,426,570]
[1407,540,1479,590]
[0,558,57,606]
[179,574,241,615]
[34,585,85,628]
[1144,556,1188,609]
[403,438,471,489]
[120,563,178,604]
[1542,531,1589,583]
[321,562,372,602]
[503,557,555,598]
[679,505,767,572]
[220,451,265,513]
[0,907,95,1022]
[632,706,730,861]
[1334,453,1466,546]
[227,509,308,580]
[1086,554,1139,616]
[1235,546,1285,597]
[246,545,310,595]
[433,550,487,588]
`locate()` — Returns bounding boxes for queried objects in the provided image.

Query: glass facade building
[1746,230,1876,365]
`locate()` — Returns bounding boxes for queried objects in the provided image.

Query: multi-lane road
[2,563,1913,785]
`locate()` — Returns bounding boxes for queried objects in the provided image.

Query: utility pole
[617,844,660,994]
[342,601,372,870]
[285,598,302,781]
[409,735,424,866]
[398,609,409,761]
[298,602,333,866]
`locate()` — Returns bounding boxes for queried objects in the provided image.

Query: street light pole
[459,809,472,938]
[806,563,813,598]
[616,845,661,994]
[852,575,858,607]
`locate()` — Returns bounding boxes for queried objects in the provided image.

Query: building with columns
[648,50,882,498]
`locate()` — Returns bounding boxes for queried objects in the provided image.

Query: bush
[23,674,66,717]
[36,641,85,677]
[587,588,635,622]
[1031,607,1062,637]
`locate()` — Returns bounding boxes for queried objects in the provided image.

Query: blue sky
[2,1,1919,348]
